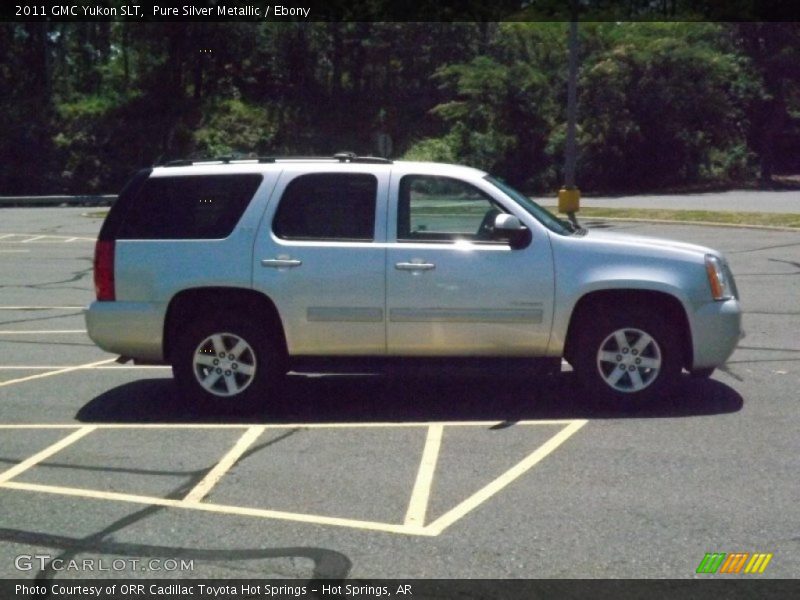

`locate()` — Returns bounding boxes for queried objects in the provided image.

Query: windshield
[484,176,572,236]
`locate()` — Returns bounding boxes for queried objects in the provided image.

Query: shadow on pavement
[76,371,744,424]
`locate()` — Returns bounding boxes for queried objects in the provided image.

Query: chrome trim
[389,308,542,324]
[307,307,384,323]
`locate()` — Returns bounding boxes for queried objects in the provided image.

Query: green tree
[575,23,758,191]
[733,23,800,183]
[406,23,563,189]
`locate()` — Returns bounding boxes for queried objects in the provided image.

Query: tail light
[94,240,115,301]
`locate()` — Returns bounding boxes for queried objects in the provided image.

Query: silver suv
[85,154,742,412]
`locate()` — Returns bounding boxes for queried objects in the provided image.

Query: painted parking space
[0,233,95,243]
[0,311,88,334]
[0,420,586,537]
[0,330,115,379]
[0,359,119,387]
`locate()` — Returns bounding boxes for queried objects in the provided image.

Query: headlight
[705,254,734,301]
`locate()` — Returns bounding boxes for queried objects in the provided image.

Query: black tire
[171,314,284,414]
[573,306,682,411]
[690,367,715,378]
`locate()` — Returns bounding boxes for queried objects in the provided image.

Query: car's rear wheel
[573,307,681,411]
[172,315,283,414]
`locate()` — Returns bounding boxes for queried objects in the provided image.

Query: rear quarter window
[116,174,262,240]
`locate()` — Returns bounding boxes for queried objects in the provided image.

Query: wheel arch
[163,287,287,363]
[563,289,693,370]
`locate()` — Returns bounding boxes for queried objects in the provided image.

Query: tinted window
[273,173,377,241]
[398,175,506,242]
[118,174,261,239]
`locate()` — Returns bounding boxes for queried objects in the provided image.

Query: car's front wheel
[172,315,283,414]
[573,307,681,411]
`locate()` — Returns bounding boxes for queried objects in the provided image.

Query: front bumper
[690,298,742,370]
[84,301,166,362]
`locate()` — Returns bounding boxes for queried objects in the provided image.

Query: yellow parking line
[0,233,94,242]
[0,366,169,370]
[0,420,580,430]
[423,419,587,535]
[0,420,587,536]
[0,425,83,429]
[0,358,117,388]
[404,424,444,526]
[0,426,95,485]
[0,481,431,536]
[0,306,85,310]
[183,426,266,503]
[0,330,87,334]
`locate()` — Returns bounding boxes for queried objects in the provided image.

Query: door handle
[261,258,303,268]
[395,262,435,271]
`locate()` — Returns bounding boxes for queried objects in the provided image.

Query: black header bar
[4,0,800,22]
[4,579,800,600]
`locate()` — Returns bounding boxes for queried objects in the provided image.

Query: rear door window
[117,174,262,239]
[272,173,377,242]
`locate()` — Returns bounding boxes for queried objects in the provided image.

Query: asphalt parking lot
[0,208,798,580]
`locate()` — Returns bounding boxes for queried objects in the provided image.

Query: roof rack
[332,152,392,164]
[160,153,393,167]
[161,156,276,167]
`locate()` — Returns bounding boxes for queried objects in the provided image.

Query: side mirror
[493,214,531,249]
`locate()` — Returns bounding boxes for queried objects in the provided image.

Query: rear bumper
[84,301,166,362]
[690,298,742,370]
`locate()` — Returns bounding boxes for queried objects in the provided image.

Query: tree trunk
[759,96,787,185]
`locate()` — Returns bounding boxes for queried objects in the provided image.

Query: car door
[386,172,554,356]
[252,167,388,355]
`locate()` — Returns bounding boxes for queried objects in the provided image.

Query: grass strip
[542,206,800,229]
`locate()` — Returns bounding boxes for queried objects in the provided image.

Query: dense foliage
[0,22,797,194]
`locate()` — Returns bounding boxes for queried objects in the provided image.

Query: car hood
[573,229,721,262]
